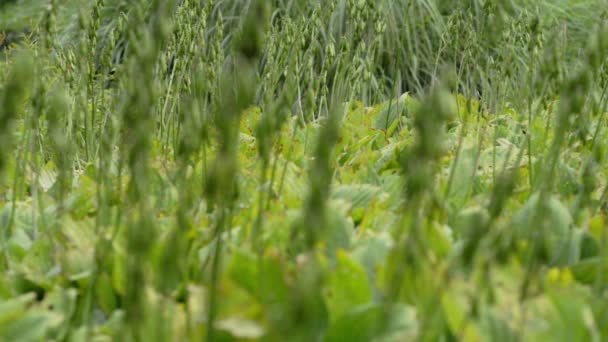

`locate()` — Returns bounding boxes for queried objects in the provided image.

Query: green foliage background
[1,0,608,341]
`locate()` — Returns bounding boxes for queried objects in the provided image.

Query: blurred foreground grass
[0,0,608,341]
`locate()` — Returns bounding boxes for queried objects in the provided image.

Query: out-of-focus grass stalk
[518,20,608,311]
[0,52,34,268]
[116,0,177,340]
[380,80,456,339]
[204,0,263,332]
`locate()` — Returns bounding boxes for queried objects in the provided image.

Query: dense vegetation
[1,0,608,340]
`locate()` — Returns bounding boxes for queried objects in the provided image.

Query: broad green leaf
[539,291,598,342]
[282,254,329,341]
[41,288,77,340]
[453,206,490,237]
[375,142,405,173]
[579,232,599,259]
[446,145,477,210]
[0,312,54,341]
[59,218,96,283]
[373,93,417,131]
[38,162,57,192]
[378,174,403,209]
[570,257,608,284]
[11,237,57,292]
[228,249,290,330]
[442,292,482,341]
[441,291,467,334]
[326,303,417,342]
[0,293,36,322]
[6,228,32,260]
[325,250,371,320]
[512,192,573,265]
[324,207,352,256]
[332,184,382,210]
[325,304,380,342]
[351,233,393,275]
[478,309,517,342]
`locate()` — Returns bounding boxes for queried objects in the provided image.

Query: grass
[0,0,608,341]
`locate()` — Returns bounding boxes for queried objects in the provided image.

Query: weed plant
[0,0,608,341]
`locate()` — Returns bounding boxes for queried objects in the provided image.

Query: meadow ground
[1,0,608,341]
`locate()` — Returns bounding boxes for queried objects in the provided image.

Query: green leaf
[326,303,417,342]
[378,304,418,341]
[0,293,36,322]
[479,309,518,342]
[579,232,599,259]
[6,228,32,260]
[325,304,380,342]
[332,184,383,210]
[0,292,62,342]
[325,250,371,320]
[38,162,57,192]
[373,93,416,131]
[0,312,54,341]
[228,249,290,328]
[570,257,608,284]
[544,291,597,342]
[290,257,329,340]
[442,291,482,341]
[453,206,490,237]
[512,192,573,264]
[40,288,77,340]
[441,291,467,334]
[351,233,393,275]
[375,142,405,173]
[59,218,96,283]
[446,145,477,210]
